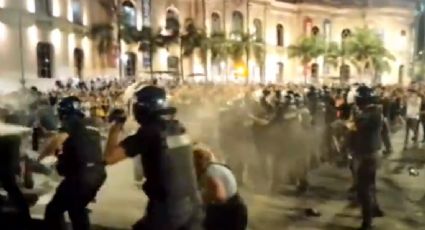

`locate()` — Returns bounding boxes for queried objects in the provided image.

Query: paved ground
[27,130,425,230]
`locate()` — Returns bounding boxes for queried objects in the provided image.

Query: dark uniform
[0,135,32,229]
[121,86,203,230]
[44,97,106,230]
[349,86,384,230]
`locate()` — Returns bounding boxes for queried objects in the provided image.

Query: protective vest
[57,119,104,177]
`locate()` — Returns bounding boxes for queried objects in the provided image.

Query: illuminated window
[37,42,54,79]
[211,12,221,33]
[277,24,284,46]
[73,48,84,78]
[122,1,137,28]
[72,0,82,25]
[232,11,243,33]
[304,17,312,35]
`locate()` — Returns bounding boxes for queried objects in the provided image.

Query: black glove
[108,108,127,124]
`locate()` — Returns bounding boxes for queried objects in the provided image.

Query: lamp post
[18,13,26,88]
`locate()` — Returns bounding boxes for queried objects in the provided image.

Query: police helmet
[355,85,378,107]
[57,96,84,119]
[133,85,176,124]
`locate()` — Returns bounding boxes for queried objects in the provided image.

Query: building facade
[0,0,417,92]
[129,0,416,84]
[0,0,110,92]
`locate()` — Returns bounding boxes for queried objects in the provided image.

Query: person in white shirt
[193,145,248,230]
[404,89,421,149]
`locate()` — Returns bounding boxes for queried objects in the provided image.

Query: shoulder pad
[166,134,191,149]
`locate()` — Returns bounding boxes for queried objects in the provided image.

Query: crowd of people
[0,76,423,230]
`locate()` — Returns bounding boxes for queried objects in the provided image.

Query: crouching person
[193,146,248,230]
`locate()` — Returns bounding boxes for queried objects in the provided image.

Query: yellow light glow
[27,25,38,46]
[27,0,35,13]
[234,62,247,77]
[50,29,62,49]
[0,22,6,42]
[52,0,61,17]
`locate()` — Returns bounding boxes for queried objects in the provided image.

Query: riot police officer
[349,86,384,230]
[104,85,203,230]
[38,96,106,230]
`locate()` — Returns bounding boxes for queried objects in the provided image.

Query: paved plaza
[27,131,425,230]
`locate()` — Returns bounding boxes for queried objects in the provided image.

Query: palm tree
[89,24,114,67]
[288,36,326,83]
[227,31,265,81]
[343,27,394,82]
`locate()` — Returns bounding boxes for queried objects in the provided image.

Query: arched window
[36,0,52,15]
[341,29,352,39]
[166,9,180,34]
[277,62,284,82]
[125,52,137,77]
[232,11,243,32]
[37,42,54,79]
[398,65,405,84]
[340,64,350,81]
[122,1,137,28]
[72,0,82,24]
[304,17,312,35]
[168,56,179,71]
[311,63,319,78]
[211,12,221,34]
[73,48,84,78]
[312,26,320,36]
[253,19,262,41]
[323,19,331,41]
[277,24,284,47]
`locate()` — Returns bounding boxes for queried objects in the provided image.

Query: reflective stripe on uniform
[86,126,100,132]
[167,134,191,149]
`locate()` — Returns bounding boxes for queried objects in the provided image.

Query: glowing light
[0,0,5,8]
[27,0,36,13]
[52,0,61,17]
[0,22,7,42]
[121,53,129,62]
[50,29,62,49]
[234,63,247,77]
[82,36,90,51]
[27,25,38,46]
[67,0,73,21]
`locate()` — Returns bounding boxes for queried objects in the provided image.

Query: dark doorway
[311,63,319,78]
[74,48,84,78]
[37,42,54,79]
[125,52,137,77]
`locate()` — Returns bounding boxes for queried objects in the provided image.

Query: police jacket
[350,105,382,154]
[120,119,200,203]
[57,117,104,177]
